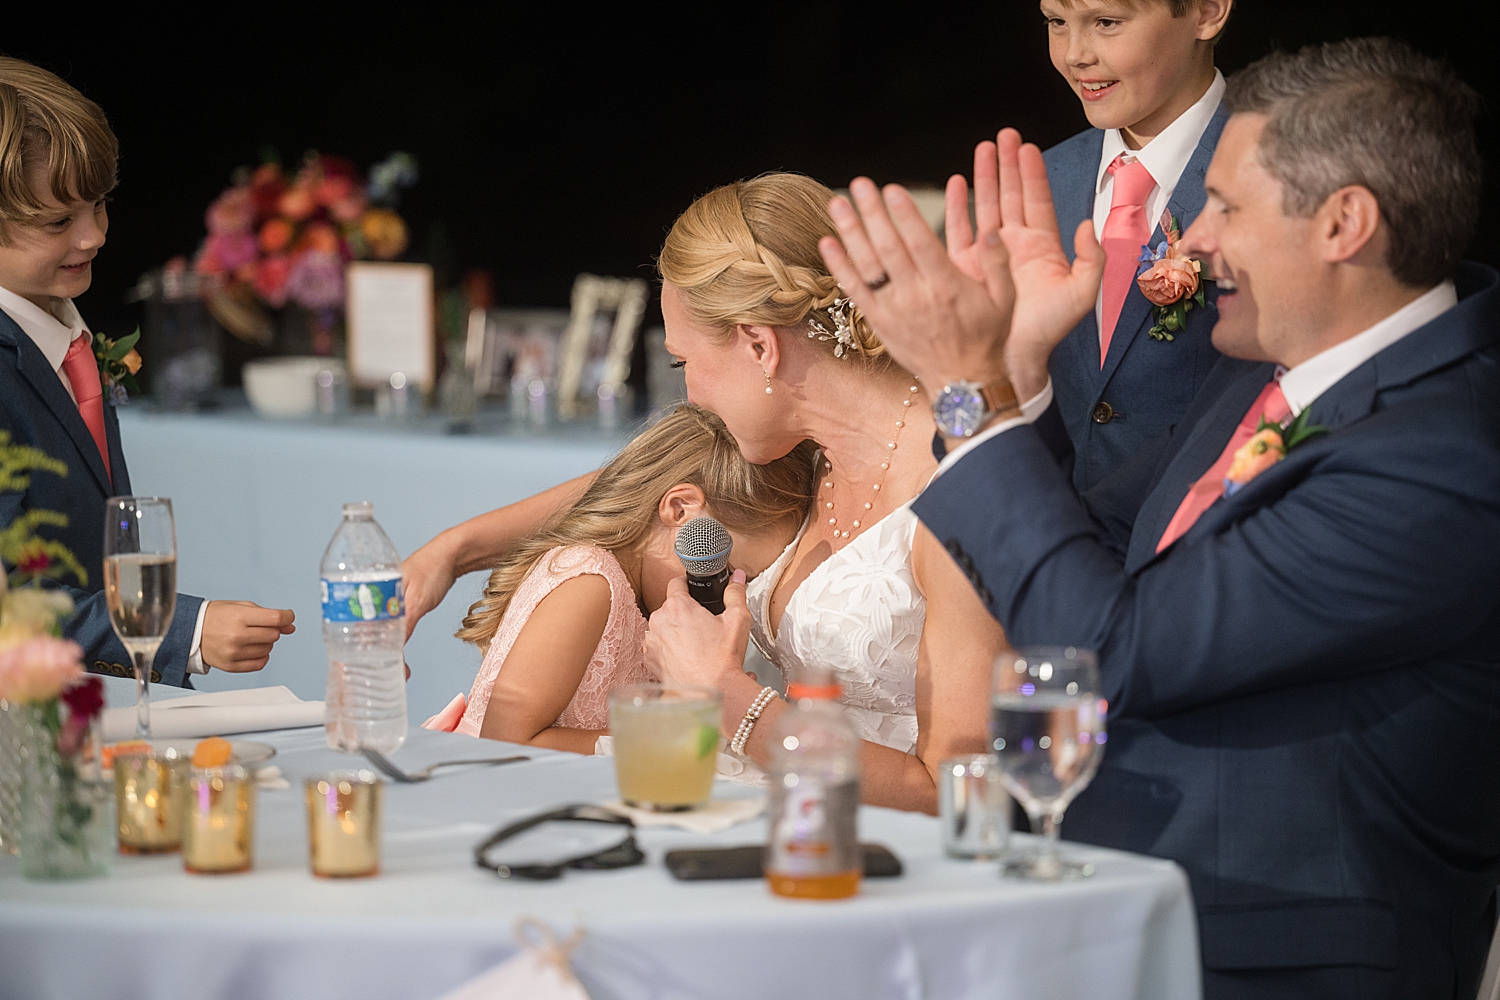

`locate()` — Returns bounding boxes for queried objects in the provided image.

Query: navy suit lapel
[1125,361,1277,573]
[1100,102,1229,394]
[1052,132,1102,268]
[0,314,113,495]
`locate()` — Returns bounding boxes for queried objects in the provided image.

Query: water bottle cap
[342,501,375,519]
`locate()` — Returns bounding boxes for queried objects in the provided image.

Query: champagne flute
[990,646,1106,880]
[103,497,177,738]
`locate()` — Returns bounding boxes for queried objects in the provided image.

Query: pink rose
[205,187,255,235]
[285,250,345,310]
[1226,428,1284,486]
[206,231,259,272]
[1137,257,1201,306]
[0,636,85,704]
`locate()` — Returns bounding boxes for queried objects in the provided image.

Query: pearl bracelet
[730,686,779,755]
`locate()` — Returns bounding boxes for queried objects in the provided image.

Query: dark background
[3,2,1495,341]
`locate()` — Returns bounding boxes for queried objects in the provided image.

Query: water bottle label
[321,577,403,622]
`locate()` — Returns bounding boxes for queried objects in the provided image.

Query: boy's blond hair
[0,57,118,241]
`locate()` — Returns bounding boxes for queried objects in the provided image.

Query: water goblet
[990,646,1107,880]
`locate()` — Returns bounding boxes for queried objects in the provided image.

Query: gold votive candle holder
[305,770,383,878]
[183,764,256,874]
[114,751,187,854]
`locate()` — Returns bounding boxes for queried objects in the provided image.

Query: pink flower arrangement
[192,151,417,312]
[0,636,85,704]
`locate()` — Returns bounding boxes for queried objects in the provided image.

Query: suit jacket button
[1091,402,1114,424]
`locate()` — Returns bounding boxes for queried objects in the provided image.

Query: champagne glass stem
[133,650,153,739]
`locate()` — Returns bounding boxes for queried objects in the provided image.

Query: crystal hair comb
[807,297,858,358]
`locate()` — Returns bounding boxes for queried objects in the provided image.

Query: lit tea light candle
[305,770,382,878]
[114,751,187,854]
[182,765,255,874]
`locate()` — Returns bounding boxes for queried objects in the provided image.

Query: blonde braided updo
[657,173,886,361]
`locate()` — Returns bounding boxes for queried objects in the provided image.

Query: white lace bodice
[746,504,924,753]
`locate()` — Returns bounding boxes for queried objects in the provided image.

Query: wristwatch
[931,380,1020,439]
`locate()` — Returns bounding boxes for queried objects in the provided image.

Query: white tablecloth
[0,685,1201,1000]
[116,406,624,721]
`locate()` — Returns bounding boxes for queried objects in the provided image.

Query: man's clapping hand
[818,129,1104,404]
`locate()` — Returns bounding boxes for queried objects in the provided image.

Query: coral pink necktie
[1156,378,1290,553]
[60,334,111,486]
[1099,155,1157,367]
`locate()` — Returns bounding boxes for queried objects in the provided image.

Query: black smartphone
[664,843,903,881]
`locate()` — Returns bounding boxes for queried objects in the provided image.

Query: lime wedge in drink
[695,724,719,761]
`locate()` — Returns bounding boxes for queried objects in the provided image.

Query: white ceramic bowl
[242,357,342,419]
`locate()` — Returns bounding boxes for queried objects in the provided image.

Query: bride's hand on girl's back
[644,572,752,690]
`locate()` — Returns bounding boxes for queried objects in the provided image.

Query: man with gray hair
[820,37,1499,998]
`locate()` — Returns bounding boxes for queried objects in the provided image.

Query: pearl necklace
[822,380,921,544]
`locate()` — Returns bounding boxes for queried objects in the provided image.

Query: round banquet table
[0,686,1202,1000]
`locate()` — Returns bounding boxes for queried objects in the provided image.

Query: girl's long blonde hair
[456,404,818,649]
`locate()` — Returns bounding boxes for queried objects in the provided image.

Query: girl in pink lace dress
[426,405,816,754]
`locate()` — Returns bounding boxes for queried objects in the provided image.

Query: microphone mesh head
[674,516,732,575]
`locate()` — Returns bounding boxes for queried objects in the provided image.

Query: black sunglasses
[473,803,645,880]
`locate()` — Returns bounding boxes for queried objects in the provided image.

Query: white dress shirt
[1092,70,1226,340]
[1278,281,1458,417]
[0,285,212,674]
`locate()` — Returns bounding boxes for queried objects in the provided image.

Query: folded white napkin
[102,686,324,742]
[603,796,765,835]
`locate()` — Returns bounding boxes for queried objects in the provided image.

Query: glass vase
[11,700,112,880]
[0,699,21,855]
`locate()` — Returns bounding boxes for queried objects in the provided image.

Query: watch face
[933,383,986,438]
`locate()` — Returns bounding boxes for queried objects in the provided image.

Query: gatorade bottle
[764,673,861,899]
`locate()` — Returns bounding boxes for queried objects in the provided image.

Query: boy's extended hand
[201,601,296,673]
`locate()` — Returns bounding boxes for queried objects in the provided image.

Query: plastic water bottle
[320,501,407,753]
[765,672,862,899]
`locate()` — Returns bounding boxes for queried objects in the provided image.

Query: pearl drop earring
[763,370,772,394]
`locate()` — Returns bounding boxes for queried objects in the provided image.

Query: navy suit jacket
[1042,103,1228,492]
[0,310,200,687]
[914,264,1500,997]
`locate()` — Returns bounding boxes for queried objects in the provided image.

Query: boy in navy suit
[0,57,294,687]
[1026,0,1233,490]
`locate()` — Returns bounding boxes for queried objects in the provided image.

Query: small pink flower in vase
[0,637,85,705]
[1136,213,1208,341]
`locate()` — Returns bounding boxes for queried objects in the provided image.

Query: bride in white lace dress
[402,174,1006,814]
[639,174,1007,814]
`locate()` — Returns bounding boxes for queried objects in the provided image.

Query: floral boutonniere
[1223,410,1328,496]
[92,327,142,405]
[1136,211,1208,341]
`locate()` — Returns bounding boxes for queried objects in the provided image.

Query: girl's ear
[658,483,708,528]
[736,323,781,380]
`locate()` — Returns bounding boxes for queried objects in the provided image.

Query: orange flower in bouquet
[360,208,408,260]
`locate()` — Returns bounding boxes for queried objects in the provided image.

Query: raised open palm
[991,129,1106,396]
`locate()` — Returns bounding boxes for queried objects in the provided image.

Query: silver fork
[361,748,530,783]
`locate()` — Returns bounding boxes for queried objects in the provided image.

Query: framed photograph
[556,274,649,419]
[465,307,569,397]
[345,262,436,390]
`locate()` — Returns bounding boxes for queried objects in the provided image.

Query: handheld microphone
[674,516,733,615]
